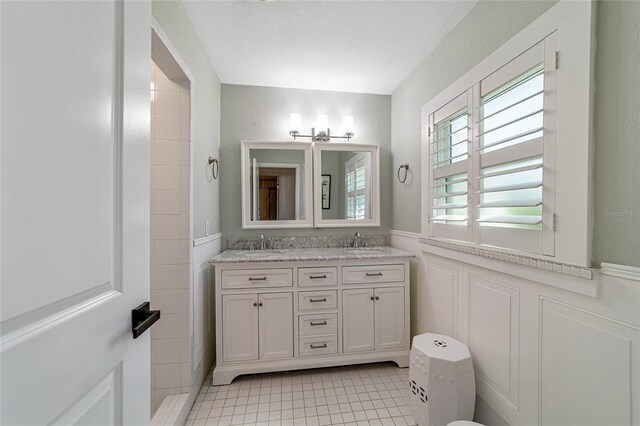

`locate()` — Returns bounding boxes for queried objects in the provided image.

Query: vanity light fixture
[289,113,354,142]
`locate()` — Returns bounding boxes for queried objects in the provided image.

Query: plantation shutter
[346,154,369,220]
[475,39,555,255]
[428,90,472,242]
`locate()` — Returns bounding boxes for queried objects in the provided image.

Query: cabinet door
[374,287,405,350]
[222,294,259,362]
[259,292,294,360]
[342,288,375,353]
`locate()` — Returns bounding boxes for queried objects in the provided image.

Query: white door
[342,288,375,353]
[222,294,259,362]
[375,287,405,350]
[1,1,151,425]
[258,292,294,360]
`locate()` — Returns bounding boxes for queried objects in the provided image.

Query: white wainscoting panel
[193,233,221,376]
[425,261,458,338]
[468,273,519,409]
[390,231,424,337]
[193,262,210,372]
[390,231,640,426]
[541,298,640,426]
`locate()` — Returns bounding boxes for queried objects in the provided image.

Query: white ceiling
[183,1,476,95]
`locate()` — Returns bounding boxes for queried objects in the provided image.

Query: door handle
[132,302,161,339]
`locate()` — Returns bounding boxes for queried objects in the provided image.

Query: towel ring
[208,156,219,181]
[397,163,409,183]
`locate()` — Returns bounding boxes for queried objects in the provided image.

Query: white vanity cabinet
[222,292,294,363]
[222,293,259,362]
[374,287,405,350]
[211,255,411,385]
[343,286,405,353]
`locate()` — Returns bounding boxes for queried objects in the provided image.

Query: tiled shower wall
[150,61,191,415]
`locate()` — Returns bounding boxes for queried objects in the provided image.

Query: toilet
[409,333,480,426]
[447,422,484,426]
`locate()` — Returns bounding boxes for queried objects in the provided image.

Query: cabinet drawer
[221,268,293,289]
[299,336,338,357]
[298,267,338,287]
[342,264,405,285]
[299,313,338,337]
[298,290,338,310]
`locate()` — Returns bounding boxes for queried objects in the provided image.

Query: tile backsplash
[226,234,388,250]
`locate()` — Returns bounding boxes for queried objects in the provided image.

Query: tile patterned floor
[186,362,416,426]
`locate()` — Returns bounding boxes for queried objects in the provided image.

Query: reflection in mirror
[321,150,373,221]
[249,149,305,221]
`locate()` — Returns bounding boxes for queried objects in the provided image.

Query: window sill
[420,237,598,298]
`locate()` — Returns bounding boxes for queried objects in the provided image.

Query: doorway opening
[150,29,192,418]
[251,162,301,221]
[258,165,299,221]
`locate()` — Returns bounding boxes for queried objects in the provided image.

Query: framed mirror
[314,143,380,227]
[241,141,313,229]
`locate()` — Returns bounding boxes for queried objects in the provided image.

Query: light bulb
[289,113,301,132]
[316,114,328,132]
[342,115,354,134]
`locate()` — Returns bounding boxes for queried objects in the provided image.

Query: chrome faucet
[259,234,267,250]
[353,232,362,248]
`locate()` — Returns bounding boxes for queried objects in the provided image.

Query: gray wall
[152,1,222,239]
[390,0,556,234]
[221,84,391,243]
[592,1,640,267]
[390,0,640,267]
[320,151,341,220]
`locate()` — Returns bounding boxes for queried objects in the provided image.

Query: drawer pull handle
[309,275,327,279]
[366,272,383,277]
[310,344,328,349]
[248,277,267,281]
[309,298,327,303]
[310,321,328,326]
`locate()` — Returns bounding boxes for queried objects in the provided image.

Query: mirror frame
[241,141,314,229]
[313,143,380,228]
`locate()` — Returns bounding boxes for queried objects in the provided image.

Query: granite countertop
[210,246,415,263]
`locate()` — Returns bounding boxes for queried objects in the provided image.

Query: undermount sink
[341,247,386,253]
[236,249,290,256]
